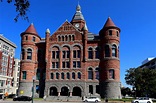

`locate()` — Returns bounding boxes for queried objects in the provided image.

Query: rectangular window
[52,51,55,59]
[56,62,59,68]
[73,61,81,68]
[77,61,81,68]
[62,61,70,68]
[52,62,55,68]
[51,73,54,79]
[52,62,59,68]
[22,71,26,80]
[62,51,65,58]
[66,62,70,68]
[62,62,65,68]
[73,61,76,68]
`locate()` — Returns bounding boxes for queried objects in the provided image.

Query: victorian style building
[18,4,121,100]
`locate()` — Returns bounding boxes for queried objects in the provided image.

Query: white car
[132,97,153,103]
[83,97,101,102]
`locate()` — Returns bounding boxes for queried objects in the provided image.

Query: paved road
[0,99,126,103]
[0,100,99,103]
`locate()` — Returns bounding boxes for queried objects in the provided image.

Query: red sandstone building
[18,4,121,100]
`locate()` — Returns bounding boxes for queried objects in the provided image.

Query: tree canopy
[125,68,156,98]
[1,0,30,22]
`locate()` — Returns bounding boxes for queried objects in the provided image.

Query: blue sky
[0,0,156,87]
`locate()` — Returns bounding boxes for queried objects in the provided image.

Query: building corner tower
[18,23,41,96]
[99,17,121,99]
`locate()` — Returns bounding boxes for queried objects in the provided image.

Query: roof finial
[46,28,50,34]
[76,1,81,12]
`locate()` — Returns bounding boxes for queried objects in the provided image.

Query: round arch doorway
[72,87,81,97]
[49,87,58,96]
[60,86,69,96]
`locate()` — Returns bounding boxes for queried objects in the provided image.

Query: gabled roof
[52,20,80,35]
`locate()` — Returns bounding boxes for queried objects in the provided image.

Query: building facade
[0,34,16,98]
[12,59,20,95]
[18,5,121,99]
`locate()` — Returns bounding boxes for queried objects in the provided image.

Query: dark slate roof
[72,4,84,20]
[87,32,99,40]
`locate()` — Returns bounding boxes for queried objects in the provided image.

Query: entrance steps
[46,96,82,102]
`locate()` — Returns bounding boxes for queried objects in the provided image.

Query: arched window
[22,49,25,60]
[88,68,93,80]
[72,35,75,41]
[69,35,71,41]
[65,35,68,41]
[67,72,70,79]
[112,45,117,57]
[62,36,64,41]
[95,47,100,59]
[62,46,70,59]
[52,47,60,59]
[78,72,81,79]
[73,45,81,58]
[58,36,61,41]
[61,73,64,79]
[95,68,99,80]
[72,72,75,79]
[105,45,110,57]
[88,48,93,59]
[51,73,54,79]
[27,49,32,60]
[109,69,115,79]
[56,73,59,79]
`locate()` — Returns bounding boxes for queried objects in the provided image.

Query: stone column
[58,92,60,96]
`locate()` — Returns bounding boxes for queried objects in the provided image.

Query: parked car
[13,96,32,101]
[132,97,153,103]
[83,96,101,102]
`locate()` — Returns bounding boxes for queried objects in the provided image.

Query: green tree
[125,68,156,98]
[121,87,132,97]
[0,0,30,22]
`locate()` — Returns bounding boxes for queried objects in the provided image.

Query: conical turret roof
[104,17,116,27]
[25,23,38,35]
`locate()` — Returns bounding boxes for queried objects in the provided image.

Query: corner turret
[99,17,121,99]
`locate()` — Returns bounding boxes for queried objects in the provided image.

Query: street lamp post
[32,77,35,103]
